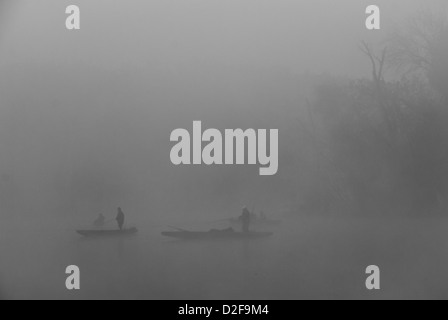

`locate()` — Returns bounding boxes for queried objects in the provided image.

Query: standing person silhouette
[116,207,125,230]
[240,206,251,233]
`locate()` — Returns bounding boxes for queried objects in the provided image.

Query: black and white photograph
[1,0,448,302]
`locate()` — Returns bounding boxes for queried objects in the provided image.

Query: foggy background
[1,0,448,300]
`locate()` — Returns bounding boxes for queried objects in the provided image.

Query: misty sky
[0,0,445,77]
[0,0,446,218]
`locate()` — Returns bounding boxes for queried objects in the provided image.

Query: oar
[206,217,233,223]
[168,225,189,232]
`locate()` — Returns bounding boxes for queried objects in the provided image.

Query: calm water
[1,215,448,299]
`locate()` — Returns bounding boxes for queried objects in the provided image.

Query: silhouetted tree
[388,9,448,100]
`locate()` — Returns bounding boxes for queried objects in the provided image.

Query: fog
[1,0,448,299]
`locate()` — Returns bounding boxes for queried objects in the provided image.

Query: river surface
[1,215,447,299]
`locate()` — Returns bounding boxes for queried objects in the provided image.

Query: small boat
[76,227,138,238]
[162,229,273,240]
